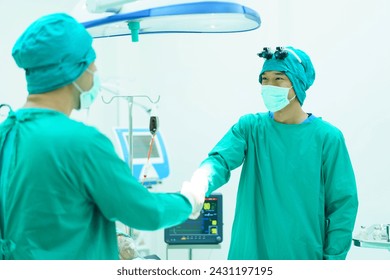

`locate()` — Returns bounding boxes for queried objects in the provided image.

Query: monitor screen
[115,129,164,165]
[164,193,223,244]
[130,135,160,159]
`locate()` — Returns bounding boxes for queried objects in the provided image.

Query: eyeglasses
[257,47,302,64]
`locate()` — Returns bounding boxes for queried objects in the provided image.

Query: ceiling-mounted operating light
[73,0,261,42]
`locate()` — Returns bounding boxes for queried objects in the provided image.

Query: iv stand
[101,92,160,237]
[101,92,160,174]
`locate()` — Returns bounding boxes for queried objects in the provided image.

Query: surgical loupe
[258,47,292,61]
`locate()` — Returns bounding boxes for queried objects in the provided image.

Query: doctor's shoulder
[63,119,114,150]
[312,117,347,143]
[236,112,268,126]
[231,113,269,135]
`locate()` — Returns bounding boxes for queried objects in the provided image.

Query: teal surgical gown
[200,113,358,260]
[0,108,191,259]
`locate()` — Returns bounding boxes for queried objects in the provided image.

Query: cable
[141,115,159,186]
[141,134,155,186]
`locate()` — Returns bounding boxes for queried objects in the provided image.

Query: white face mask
[73,69,101,109]
[261,85,295,112]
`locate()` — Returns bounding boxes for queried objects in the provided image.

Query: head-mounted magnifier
[257,46,302,64]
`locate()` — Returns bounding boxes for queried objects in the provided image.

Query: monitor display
[164,193,223,245]
[113,128,170,185]
[130,135,160,159]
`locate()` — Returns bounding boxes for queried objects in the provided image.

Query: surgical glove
[180,181,206,220]
[190,168,210,193]
[180,168,210,219]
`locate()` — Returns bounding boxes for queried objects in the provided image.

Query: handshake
[180,168,210,219]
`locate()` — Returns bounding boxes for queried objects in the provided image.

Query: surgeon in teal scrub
[188,46,358,260]
[0,13,205,260]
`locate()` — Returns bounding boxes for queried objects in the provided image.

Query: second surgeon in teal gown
[189,46,358,260]
[0,13,204,260]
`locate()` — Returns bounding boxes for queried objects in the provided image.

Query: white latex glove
[180,168,210,219]
[190,168,210,192]
[180,181,205,219]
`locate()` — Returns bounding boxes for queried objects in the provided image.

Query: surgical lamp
[75,0,261,42]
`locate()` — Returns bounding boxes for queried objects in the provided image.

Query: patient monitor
[114,127,169,186]
[165,193,223,245]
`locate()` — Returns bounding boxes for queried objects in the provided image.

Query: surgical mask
[73,69,101,109]
[261,85,295,112]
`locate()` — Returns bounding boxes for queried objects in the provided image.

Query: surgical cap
[259,46,315,105]
[12,13,96,94]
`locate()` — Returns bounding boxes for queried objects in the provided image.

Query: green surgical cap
[12,13,96,94]
[259,46,315,105]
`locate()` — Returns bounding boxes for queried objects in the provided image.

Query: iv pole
[101,91,160,175]
[102,92,160,238]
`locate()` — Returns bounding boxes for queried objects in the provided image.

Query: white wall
[1,0,390,260]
